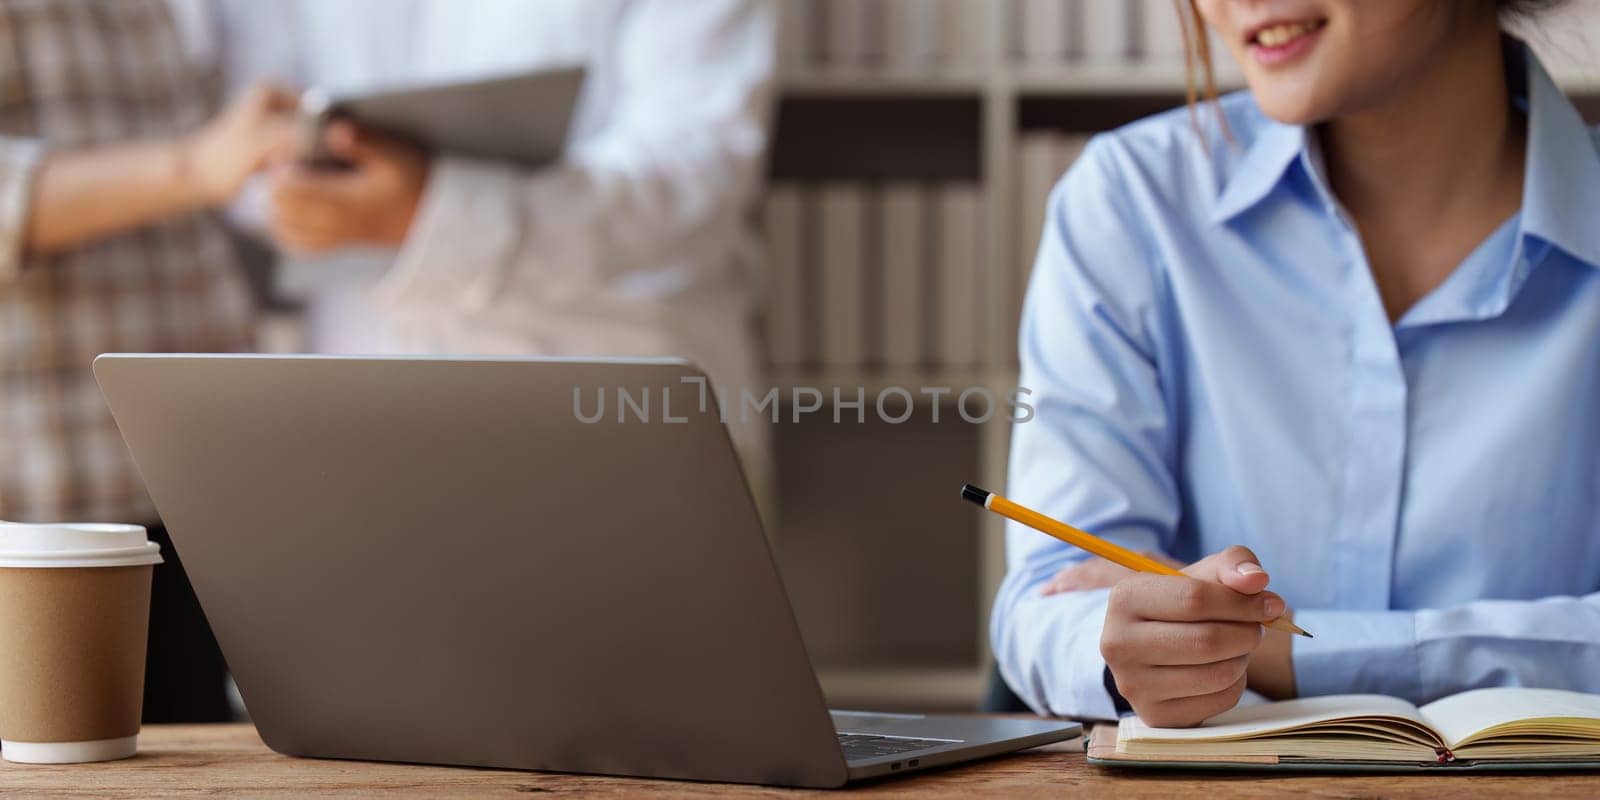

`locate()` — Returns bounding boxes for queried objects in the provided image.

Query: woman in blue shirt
[992,0,1600,727]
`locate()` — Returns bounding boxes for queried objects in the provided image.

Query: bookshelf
[766,0,1600,711]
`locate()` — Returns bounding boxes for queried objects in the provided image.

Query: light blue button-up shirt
[992,43,1600,720]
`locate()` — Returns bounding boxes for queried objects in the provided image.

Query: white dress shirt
[215,0,778,465]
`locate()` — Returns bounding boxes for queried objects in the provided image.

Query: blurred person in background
[216,0,780,496]
[0,0,296,721]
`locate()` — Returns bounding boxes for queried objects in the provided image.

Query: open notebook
[1087,688,1600,770]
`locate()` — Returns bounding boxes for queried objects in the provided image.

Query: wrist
[173,130,223,209]
[1247,625,1298,700]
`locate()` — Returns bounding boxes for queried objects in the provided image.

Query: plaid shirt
[0,0,253,523]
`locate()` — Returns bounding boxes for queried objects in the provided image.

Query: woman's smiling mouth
[1245,18,1328,67]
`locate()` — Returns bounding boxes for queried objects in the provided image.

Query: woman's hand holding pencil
[1099,545,1295,727]
[964,485,1304,728]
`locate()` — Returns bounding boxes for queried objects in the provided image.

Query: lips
[1246,18,1327,49]
[1242,17,1327,67]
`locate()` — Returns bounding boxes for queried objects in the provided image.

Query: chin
[1247,85,1335,126]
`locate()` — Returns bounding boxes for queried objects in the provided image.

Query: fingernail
[1263,595,1284,617]
[1236,561,1264,575]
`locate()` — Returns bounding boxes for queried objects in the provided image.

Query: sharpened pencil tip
[1299,631,1314,639]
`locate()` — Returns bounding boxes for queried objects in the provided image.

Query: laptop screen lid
[94,355,849,788]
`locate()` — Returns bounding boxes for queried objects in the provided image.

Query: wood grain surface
[2,723,1597,798]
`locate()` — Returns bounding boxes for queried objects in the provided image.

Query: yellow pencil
[963,484,1311,638]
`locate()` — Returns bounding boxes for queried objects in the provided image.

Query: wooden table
[2,724,1596,797]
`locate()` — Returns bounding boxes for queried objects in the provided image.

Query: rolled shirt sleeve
[0,138,47,284]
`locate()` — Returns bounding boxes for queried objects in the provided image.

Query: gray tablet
[298,66,585,167]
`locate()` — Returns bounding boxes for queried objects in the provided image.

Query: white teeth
[1255,21,1315,47]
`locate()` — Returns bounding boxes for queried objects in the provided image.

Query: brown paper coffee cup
[0,523,161,764]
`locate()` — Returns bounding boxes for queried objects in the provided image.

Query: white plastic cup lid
[0,522,163,569]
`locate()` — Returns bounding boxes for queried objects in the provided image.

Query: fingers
[1132,673,1249,728]
[1041,557,1135,595]
[1097,544,1283,728]
[1183,544,1271,595]
[270,212,340,255]
[1111,654,1249,703]
[1040,552,1182,597]
[1110,573,1283,624]
[261,115,303,159]
[323,121,407,166]
[323,120,361,160]
[270,159,365,202]
[1040,574,1073,596]
[260,83,301,112]
[1102,619,1263,665]
[268,165,348,254]
[236,81,301,117]
[270,173,339,219]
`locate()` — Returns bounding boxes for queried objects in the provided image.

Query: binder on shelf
[884,0,941,70]
[1019,0,1070,65]
[880,182,926,370]
[777,0,815,72]
[860,0,889,66]
[820,183,867,370]
[937,183,984,369]
[1138,0,1186,66]
[764,184,812,369]
[1082,0,1133,65]
[825,0,873,68]
[940,0,990,67]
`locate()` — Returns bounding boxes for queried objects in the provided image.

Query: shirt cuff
[1103,665,1132,715]
[0,139,46,284]
[1057,591,1119,720]
[1291,608,1420,700]
[995,587,1119,720]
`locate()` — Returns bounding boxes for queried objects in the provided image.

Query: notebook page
[1421,688,1600,748]
[1124,694,1429,743]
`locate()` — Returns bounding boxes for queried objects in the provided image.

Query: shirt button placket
[1335,250,1408,610]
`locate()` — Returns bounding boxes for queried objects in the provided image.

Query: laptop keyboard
[835,733,952,761]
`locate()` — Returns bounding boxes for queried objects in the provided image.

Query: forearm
[26,136,209,256]
[1291,594,1600,703]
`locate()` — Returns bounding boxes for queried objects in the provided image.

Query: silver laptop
[94,355,1078,788]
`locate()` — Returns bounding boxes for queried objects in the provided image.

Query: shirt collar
[1209,116,1305,225]
[1517,43,1600,270]
[1209,41,1600,273]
